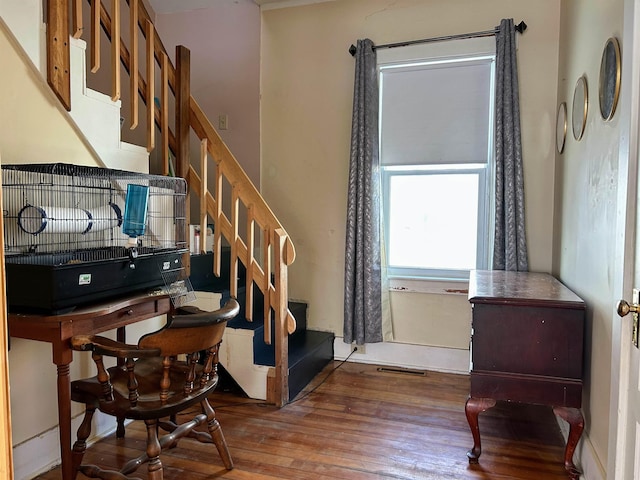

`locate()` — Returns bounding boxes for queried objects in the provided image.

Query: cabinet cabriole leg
[465,396,496,463]
[553,406,584,479]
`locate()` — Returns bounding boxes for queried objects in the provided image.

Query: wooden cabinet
[466,270,585,479]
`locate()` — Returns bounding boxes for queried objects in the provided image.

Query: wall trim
[13,411,119,480]
[257,0,336,11]
[334,337,470,374]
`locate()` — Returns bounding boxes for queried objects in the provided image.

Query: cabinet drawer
[75,296,171,335]
[472,303,584,379]
[471,371,582,408]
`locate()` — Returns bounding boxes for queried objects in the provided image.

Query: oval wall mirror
[599,37,621,121]
[572,76,588,141]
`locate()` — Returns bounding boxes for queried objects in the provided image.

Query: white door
[615,293,640,479]
[613,1,640,478]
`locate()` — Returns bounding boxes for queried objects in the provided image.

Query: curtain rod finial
[349,44,357,56]
[515,21,527,33]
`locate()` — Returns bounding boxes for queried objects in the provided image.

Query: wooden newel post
[176,45,191,274]
[273,229,290,407]
[176,45,191,180]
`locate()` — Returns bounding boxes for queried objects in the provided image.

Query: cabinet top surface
[468,270,585,308]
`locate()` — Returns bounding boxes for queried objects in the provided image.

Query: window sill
[388,276,469,295]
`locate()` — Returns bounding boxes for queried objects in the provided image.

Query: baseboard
[333,337,470,374]
[13,410,121,480]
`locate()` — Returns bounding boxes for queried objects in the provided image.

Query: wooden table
[8,293,172,480]
[466,270,585,479]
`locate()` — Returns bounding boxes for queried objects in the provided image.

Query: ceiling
[147,0,331,14]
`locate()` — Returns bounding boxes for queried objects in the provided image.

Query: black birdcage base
[5,248,188,314]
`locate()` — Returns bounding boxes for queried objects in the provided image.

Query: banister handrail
[46,0,296,406]
[189,98,296,264]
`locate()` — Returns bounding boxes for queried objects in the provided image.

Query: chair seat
[71,358,218,420]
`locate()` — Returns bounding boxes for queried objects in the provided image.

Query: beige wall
[553,0,624,473]
[0,30,98,168]
[260,0,561,351]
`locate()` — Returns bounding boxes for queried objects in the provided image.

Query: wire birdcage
[2,163,189,312]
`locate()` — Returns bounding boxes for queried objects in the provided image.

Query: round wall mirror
[572,76,588,141]
[599,37,621,121]
[556,102,567,154]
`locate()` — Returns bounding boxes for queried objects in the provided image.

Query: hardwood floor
[36,362,571,479]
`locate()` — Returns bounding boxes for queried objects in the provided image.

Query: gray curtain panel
[493,18,529,271]
[344,38,383,345]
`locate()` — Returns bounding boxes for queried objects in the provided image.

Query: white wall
[553,0,624,475]
[260,0,561,359]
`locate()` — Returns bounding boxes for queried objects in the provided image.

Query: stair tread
[288,330,334,366]
[254,329,334,367]
[227,316,263,331]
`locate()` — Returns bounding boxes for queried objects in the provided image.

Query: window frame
[378,45,496,283]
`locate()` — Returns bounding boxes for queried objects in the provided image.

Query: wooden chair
[69,298,240,480]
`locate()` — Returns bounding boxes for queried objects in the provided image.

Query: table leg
[56,363,74,480]
[553,406,584,479]
[116,327,126,438]
[465,396,496,463]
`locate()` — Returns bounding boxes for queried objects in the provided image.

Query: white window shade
[380,59,493,166]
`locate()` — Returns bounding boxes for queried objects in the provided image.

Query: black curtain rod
[348,20,527,56]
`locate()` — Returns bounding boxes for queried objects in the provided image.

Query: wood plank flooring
[35,362,571,479]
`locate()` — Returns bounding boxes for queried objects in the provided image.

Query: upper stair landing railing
[45,0,296,407]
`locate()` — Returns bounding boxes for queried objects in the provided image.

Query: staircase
[191,251,334,401]
[0,0,334,406]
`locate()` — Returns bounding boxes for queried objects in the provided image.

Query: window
[379,39,495,281]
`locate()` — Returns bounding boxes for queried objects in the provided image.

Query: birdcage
[2,163,189,313]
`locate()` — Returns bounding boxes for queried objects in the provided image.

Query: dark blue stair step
[253,329,333,367]
[190,250,239,293]
[219,285,333,398]
[248,329,332,401]
[288,330,334,401]
[216,330,334,402]
[190,251,333,401]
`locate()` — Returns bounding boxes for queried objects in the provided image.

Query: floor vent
[377,367,426,376]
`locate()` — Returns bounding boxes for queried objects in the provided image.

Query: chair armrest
[71,335,161,358]
[169,298,240,328]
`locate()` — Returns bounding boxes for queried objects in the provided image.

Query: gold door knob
[617,299,640,317]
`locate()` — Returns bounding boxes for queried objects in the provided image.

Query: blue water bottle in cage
[123,184,149,253]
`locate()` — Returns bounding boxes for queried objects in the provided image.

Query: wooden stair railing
[45,0,296,406]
